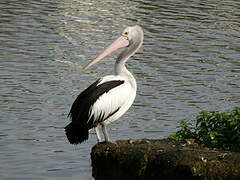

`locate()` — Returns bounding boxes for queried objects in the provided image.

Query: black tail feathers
[65,123,89,144]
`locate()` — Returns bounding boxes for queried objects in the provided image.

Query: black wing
[65,79,124,144]
[68,79,124,128]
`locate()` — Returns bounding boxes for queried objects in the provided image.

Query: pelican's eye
[123,31,128,36]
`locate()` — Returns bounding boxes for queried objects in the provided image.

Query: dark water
[0,0,239,179]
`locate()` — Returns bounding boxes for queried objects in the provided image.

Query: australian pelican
[65,25,143,144]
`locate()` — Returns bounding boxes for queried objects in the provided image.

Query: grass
[169,107,240,151]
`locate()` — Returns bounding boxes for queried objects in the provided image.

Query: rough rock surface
[91,139,240,180]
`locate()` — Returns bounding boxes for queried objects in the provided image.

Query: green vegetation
[169,107,240,151]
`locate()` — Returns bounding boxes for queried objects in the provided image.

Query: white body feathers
[88,74,137,125]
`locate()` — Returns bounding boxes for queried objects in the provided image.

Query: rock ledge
[91,139,240,180]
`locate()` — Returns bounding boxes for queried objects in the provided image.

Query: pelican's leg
[95,126,103,143]
[101,124,110,142]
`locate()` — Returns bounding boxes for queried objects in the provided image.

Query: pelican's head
[82,25,143,70]
[121,25,143,49]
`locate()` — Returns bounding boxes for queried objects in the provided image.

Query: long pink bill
[82,36,129,70]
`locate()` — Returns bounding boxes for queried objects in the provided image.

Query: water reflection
[0,0,239,179]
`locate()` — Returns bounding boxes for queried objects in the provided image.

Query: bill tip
[81,65,88,71]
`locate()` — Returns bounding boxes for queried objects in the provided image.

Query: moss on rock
[91,139,240,180]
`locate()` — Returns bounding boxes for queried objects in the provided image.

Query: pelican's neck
[114,62,130,76]
[114,40,142,76]
[114,61,136,89]
[114,50,137,90]
[114,49,133,77]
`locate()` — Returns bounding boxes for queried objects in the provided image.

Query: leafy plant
[168,120,196,141]
[169,107,240,151]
